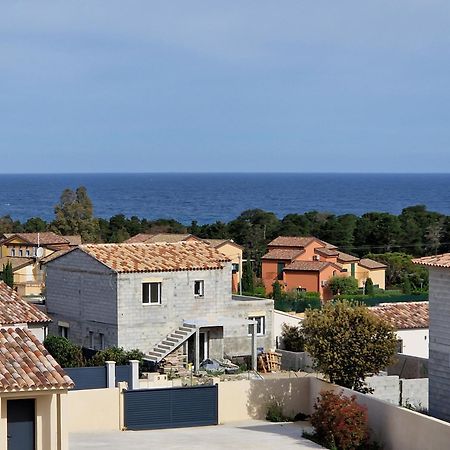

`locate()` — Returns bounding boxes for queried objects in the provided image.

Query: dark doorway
[7,399,35,450]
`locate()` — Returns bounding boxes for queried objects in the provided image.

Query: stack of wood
[257,351,282,373]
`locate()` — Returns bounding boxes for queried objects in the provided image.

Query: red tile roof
[0,282,50,325]
[337,251,360,263]
[124,233,195,244]
[359,258,387,270]
[1,232,71,246]
[315,247,339,257]
[262,249,304,261]
[284,261,341,272]
[0,327,74,391]
[369,302,429,330]
[203,239,243,250]
[413,253,450,269]
[77,241,230,273]
[268,236,318,248]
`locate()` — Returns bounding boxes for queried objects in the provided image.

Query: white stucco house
[44,241,274,370]
[369,302,429,359]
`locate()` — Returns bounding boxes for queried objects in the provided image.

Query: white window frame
[194,280,204,298]
[248,316,266,336]
[142,282,162,305]
[59,325,69,339]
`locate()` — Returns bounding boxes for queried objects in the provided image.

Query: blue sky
[1,1,449,173]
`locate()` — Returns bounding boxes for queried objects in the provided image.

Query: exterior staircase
[144,323,197,363]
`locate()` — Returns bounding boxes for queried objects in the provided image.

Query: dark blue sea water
[0,173,449,224]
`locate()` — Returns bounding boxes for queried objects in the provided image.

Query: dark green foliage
[327,276,359,296]
[271,281,283,301]
[281,324,305,352]
[336,293,427,307]
[275,291,321,313]
[302,301,397,392]
[365,277,374,295]
[241,259,255,293]
[1,262,14,288]
[43,336,84,368]
[266,401,291,422]
[89,347,144,367]
[402,277,412,295]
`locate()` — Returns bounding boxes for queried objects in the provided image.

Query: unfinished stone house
[44,241,273,370]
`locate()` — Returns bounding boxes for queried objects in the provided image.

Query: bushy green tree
[327,276,358,296]
[281,324,305,352]
[364,277,374,295]
[302,301,397,392]
[43,336,84,368]
[272,280,283,301]
[52,186,99,242]
[89,347,144,366]
[241,259,255,293]
[1,262,14,288]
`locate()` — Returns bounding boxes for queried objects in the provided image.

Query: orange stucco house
[261,236,345,300]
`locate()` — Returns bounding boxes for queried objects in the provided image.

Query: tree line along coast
[1,186,442,291]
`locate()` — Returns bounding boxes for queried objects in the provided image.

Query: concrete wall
[427,266,450,420]
[278,350,314,372]
[397,328,429,358]
[218,377,311,423]
[309,378,450,450]
[66,388,122,432]
[401,378,428,410]
[46,249,118,349]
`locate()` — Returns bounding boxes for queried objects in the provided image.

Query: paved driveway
[70,420,324,449]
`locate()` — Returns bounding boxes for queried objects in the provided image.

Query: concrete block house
[44,241,273,370]
[413,253,450,420]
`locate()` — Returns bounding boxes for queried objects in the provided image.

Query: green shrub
[310,391,370,450]
[89,347,145,366]
[266,401,290,422]
[281,324,305,352]
[43,335,84,368]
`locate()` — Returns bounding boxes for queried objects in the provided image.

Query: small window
[194,280,204,297]
[99,333,105,350]
[89,331,94,349]
[10,248,15,257]
[232,263,239,273]
[25,249,30,257]
[19,249,23,257]
[248,316,266,336]
[59,325,69,339]
[313,255,320,261]
[142,282,161,305]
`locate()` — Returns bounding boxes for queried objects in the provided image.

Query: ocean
[0,173,449,224]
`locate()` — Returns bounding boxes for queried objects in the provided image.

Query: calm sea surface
[0,173,449,224]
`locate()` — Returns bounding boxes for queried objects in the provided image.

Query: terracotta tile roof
[0,281,51,325]
[2,232,70,246]
[39,249,72,264]
[369,302,429,330]
[413,253,450,269]
[268,236,317,248]
[65,235,82,246]
[359,258,387,270]
[262,249,304,261]
[315,247,339,257]
[0,257,34,271]
[284,260,340,272]
[77,241,230,273]
[203,239,243,250]
[337,251,360,263]
[0,327,74,392]
[124,233,195,244]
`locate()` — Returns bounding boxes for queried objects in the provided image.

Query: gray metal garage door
[124,385,218,430]
[7,399,35,450]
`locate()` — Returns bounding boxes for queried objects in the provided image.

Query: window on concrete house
[142,282,162,305]
[248,316,266,336]
[232,263,239,273]
[194,280,204,297]
[89,331,94,349]
[277,262,285,280]
[59,325,69,339]
[99,333,105,350]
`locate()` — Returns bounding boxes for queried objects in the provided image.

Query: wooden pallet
[257,352,282,373]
